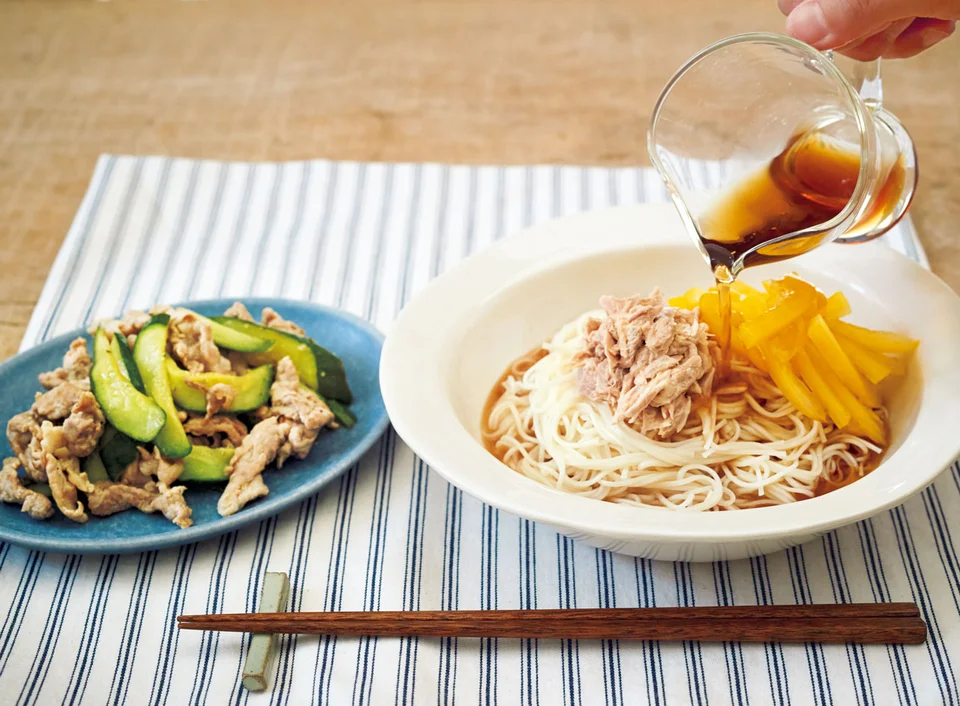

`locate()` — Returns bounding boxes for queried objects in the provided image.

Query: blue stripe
[890,506,958,704]
[274,162,314,296]
[821,533,873,706]
[595,550,623,706]
[713,561,749,706]
[243,163,286,293]
[109,551,159,706]
[74,159,146,328]
[786,545,834,705]
[305,162,342,302]
[438,481,463,706]
[212,165,257,296]
[149,544,198,706]
[17,554,82,704]
[855,519,916,706]
[182,163,229,299]
[750,555,791,706]
[188,531,239,705]
[921,485,960,616]
[677,561,709,706]
[310,465,359,705]
[38,156,118,343]
[60,555,119,706]
[635,558,664,706]
[115,158,174,313]
[350,431,397,706]
[150,161,201,304]
[394,458,430,705]
[332,165,370,309]
[273,495,319,706]
[0,552,45,677]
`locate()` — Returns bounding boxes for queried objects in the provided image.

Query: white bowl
[380,203,960,561]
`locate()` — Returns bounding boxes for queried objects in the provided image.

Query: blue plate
[0,299,388,554]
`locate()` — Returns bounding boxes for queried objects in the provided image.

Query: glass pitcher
[647,32,917,276]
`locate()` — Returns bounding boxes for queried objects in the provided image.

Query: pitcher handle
[824,53,883,111]
[850,58,883,110]
[825,54,917,244]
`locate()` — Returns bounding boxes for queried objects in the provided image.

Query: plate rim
[0,297,389,555]
[380,203,960,543]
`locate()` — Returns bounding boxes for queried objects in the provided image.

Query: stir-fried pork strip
[261,307,305,336]
[128,446,185,487]
[39,423,89,523]
[223,301,255,322]
[87,482,192,528]
[169,310,232,374]
[7,412,47,482]
[217,416,290,517]
[184,380,237,418]
[39,338,92,390]
[32,382,104,457]
[0,458,54,520]
[270,357,333,466]
[184,415,248,447]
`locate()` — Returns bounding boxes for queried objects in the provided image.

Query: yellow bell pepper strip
[832,330,898,384]
[739,291,812,349]
[807,314,881,408]
[793,349,851,428]
[697,291,724,342]
[731,281,765,299]
[668,287,705,310]
[828,319,919,356]
[764,274,828,311]
[805,345,886,445]
[766,323,805,363]
[731,291,768,320]
[744,345,769,373]
[759,342,827,421]
[821,291,852,319]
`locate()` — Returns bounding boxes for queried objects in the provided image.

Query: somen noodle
[482,312,884,512]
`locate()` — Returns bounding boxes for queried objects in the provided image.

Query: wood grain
[178,604,928,645]
[2,0,959,360]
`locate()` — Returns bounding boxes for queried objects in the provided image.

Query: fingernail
[787,1,830,46]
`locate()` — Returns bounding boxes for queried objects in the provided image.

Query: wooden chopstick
[178,603,926,645]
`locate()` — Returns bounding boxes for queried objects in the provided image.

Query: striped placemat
[0,155,955,706]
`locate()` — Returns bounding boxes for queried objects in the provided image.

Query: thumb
[786,0,960,49]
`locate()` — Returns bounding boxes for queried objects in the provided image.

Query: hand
[779,0,959,59]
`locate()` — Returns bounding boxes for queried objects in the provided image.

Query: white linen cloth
[0,155,953,706]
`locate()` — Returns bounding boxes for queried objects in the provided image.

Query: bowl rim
[380,203,960,543]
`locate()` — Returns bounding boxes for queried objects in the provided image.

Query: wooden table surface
[1,0,958,360]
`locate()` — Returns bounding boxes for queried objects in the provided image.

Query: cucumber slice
[112,333,145,393]
[82,451,110,484]
[322,397,357,429]
[211,316,352,403]
[99,426,139,481]
[91,328,166,443]
[179,446,235,483]
[166,359,274,414]
[208,316,274,353]
[133,315,192,459]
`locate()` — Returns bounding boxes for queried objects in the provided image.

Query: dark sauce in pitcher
[700,130,907,271]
